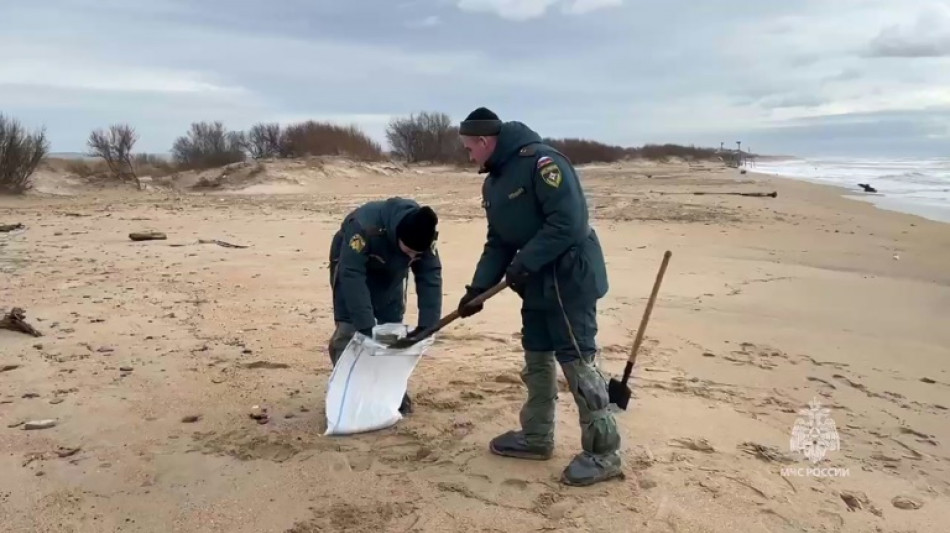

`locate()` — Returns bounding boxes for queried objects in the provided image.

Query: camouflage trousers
[520,350,621,458]
[518,301,621,460]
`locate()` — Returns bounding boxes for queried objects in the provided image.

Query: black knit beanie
[396,206,438,252]
[459,107,502,136]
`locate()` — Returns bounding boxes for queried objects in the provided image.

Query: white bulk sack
[324,323,435,436]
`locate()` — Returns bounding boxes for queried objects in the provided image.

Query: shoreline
[750,165,950,225]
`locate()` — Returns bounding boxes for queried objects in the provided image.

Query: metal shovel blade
[608,377,632,411]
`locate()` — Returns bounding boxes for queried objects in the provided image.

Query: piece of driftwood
[658,191,777,198]
[693,191,778,198]
[0,223,25,232]
[0,308,43,337]
[129,231,167,241]
[692,191,777,198]
[198,239,248,249]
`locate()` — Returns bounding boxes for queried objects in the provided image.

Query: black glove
[457,285,485,318]
[358,327,373,338]
[505,262,530,294]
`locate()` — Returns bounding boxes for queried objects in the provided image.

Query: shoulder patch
[518,146,537,156]
[536,156,554,169]
[538,161,562,188]
[349,233,367,253]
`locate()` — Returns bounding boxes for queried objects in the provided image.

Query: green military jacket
[330,198,442,332]
[469,121,608,308]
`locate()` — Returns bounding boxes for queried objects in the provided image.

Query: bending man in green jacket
[456,107,622,486]
[328,198,442,415]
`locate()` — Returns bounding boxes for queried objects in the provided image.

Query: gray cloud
[0,0,947,157]
[758,93,828,110]
[866,2,950,57]
[868,36,950,58]
[735,108,950,158]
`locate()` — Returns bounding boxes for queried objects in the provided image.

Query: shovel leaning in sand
[380,280,510,350]
[608,250,672,410]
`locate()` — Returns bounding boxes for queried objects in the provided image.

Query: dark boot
[559,358,624,487]
[398,392,412,415]
[489,430,553,460]
[561,451,624,487]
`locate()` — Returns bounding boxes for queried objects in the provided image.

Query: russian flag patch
[536,156,553,168]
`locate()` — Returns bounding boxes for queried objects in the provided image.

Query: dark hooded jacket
[469,121,608,308]
[329,198,442,332]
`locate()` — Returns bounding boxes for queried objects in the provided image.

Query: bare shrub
[245,122,284,159]
[543,137,721,164]
[133,154,176,177]
[635,143,720,161]
[171,121,246,170]
[87,123,141,189]
[281,121,383,160]
[63,158,108,178]
[542,137,632,165]
[0,114,49,194]
[386,111,461,164]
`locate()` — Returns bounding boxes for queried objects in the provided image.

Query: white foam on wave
[752,157,950,224]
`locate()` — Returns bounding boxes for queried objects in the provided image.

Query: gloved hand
[457,285,485,318]
[358,327,373,338]
[505,262,531,294]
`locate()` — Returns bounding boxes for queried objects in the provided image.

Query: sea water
[751,157,950,224]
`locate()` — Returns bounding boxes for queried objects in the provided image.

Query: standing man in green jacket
[456,107,622,486]
[328,197,442,414]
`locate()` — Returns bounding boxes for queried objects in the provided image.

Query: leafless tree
[386,111,459,164]
[171,121,246,170]
[0,113,49,194]
[245,122,284,159]
[87,123,141,189]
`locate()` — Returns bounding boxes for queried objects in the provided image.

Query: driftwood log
[129,231,167,241]
[1,223,25,232]
[0,308,43,337]
[658,191,778,198]
[198,239,248,249]
[692,191,777,198]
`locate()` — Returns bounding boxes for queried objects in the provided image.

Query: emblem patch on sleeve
[539,162,562,188]
[349,233,366,253]
[536,156,554,169]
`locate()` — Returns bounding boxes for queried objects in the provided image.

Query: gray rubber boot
[559,356,624,486]
[489,430,553,460]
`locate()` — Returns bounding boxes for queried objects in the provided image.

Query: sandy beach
[2,158,949,532]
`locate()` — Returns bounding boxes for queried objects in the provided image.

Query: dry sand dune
[2,158,949,532]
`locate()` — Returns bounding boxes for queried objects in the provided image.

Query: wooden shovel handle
[627,250,672,367]
[411,279,509,340]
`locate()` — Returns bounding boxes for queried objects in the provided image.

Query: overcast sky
[2,0,949,158]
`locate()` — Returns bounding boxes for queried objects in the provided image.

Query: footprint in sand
[189,425,331,463]
[414,390,465,411]
[288,501,416,533]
